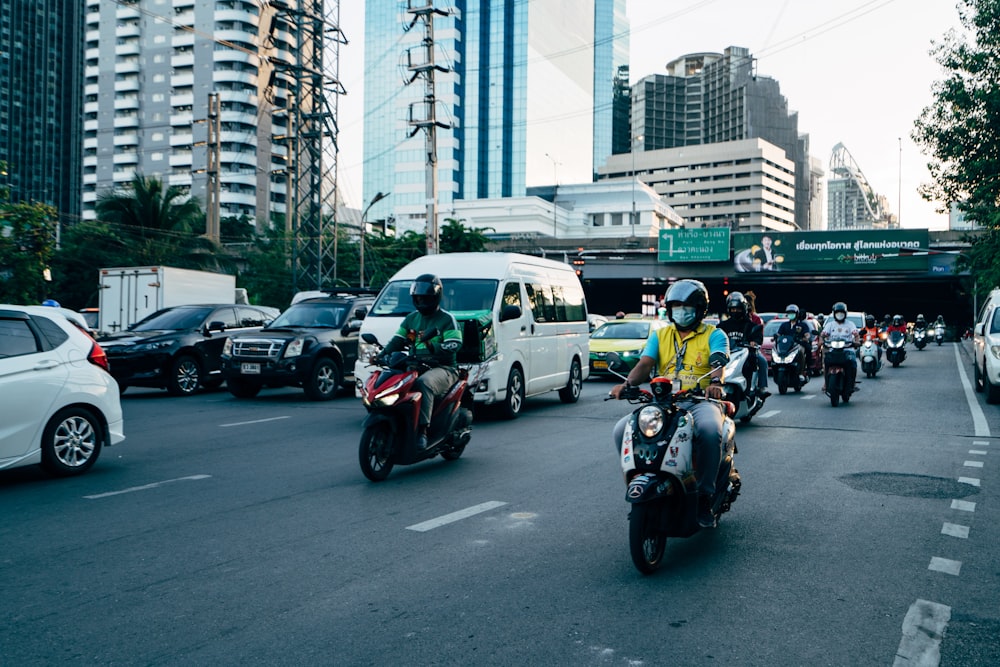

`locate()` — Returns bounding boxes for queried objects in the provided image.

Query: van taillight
[89,342,110,372]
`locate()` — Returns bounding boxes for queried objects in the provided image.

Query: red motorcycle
[358,332,474,481]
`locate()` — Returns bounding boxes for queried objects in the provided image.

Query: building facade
[630,46,818,229]
[0,0,83,219]
[827,142,895,229]
[362,0,628,234]
[597,138,798,232]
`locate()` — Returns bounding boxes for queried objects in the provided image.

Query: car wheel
[167,355,202,396]
[227,378,262,398]
[558,358,583,403]
[305,357,342,401]
[985,364,1000,404]
[499,366,525,420]
[40,407,103,476]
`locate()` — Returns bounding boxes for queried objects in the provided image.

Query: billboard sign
[731,230,930,273]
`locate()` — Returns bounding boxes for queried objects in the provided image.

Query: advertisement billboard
[731,230,930,273]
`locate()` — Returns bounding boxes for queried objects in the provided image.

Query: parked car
[221,291,375,400]
[0,305,125,476]
[973,288,1000,403]
[588,318,666,376]
[98,304,279,396]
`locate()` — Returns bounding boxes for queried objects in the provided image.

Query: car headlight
[222,338,233,355]
[133,340,177,352]
[990,345,1000,360]
[622,348,643,358]
[637,406,664,439]
[284,339,305,358]
[359,341,378,362]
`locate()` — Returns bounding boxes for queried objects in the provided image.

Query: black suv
[98,304,280,396]
[220,290,374,400]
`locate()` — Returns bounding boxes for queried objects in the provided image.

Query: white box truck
[98,266,237,334]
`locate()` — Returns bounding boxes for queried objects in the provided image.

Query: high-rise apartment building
[630,46,818,229]
[0,0,83,219]
[362,0,628,233]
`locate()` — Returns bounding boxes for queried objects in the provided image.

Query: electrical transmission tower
[266,0,345,290]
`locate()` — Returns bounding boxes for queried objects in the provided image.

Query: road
[1,341,997,666]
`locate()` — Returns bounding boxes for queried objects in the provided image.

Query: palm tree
[95,174,203,237]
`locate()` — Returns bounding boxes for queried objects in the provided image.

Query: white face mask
[834,312,846,322]
[671,306,697,328]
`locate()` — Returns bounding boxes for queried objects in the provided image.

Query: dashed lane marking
[951,499,976,512]
[958,477,981,487]
[800,394,816,400]
[756,410,780,419]
[968,449,988,455]
[406,501,508,532]
[84,475,212,499]
[894,599,951,667]
[941,523,970,539]
[963,460,984,468]
[220,416,291,428]
[928,557,962,576]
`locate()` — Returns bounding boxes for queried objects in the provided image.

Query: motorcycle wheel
[628,503,667,575]
[826,374,840,407]
[776,369,788,395]
[359,422,395,482]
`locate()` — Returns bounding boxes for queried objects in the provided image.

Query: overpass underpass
[576,254,974,332]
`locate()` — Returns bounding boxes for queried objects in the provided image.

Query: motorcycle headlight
[283,339,305,358]
[637,406,665,439]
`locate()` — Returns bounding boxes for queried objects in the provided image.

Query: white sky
[335,0,963,230]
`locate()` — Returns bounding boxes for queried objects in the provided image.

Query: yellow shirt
[653,323,719,391]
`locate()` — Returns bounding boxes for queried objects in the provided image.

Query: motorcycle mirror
[362,332,379,345]
[605,352,630,375]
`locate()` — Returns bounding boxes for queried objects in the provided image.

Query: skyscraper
[362,0,628,233]
[0,0,83,219]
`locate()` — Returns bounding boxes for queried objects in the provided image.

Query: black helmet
[833,302,848,315]
[865,314,876,327]
[916,313,926,322]
[816,313,826,324]
[410,273,443,316]
[892,314,904,326]
[785,303,800,320]
[664,279,709,326]
[726,291,747,317]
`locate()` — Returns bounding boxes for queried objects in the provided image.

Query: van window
[370,279,498,316]
[525,278,586,323]
[525,282,556,323]
[502,281,521,309]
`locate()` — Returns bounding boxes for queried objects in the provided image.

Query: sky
[334,0,965,230]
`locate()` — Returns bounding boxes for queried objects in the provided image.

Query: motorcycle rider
[610,279,729,529]
[914,314,928,332]
[935,314,946,327]
[822,302,860,390]
[718,291,770,398]
[776,304,812,380]
[861,314,884,364]
[886,314,908,337]
[376,274,463,450]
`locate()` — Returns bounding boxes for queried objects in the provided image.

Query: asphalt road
[1,341,997,666]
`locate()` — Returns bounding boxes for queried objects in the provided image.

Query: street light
[631,134,644,237]
[545,152,560,237]
[359,191,387,288]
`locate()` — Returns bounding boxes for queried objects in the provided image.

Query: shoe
[697,495,717,529]
[416,429,429,451]
[758,389,771,399]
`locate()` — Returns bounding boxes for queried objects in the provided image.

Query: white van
[354,252,590,418]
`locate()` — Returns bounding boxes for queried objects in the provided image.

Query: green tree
[0,201,59,303]
[913,0,1000,296]
[440,217,493,252]
[238,224,296,308]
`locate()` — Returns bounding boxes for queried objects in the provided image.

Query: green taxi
[588,318,666,376]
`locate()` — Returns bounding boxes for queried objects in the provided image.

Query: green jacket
[384,309,463,367]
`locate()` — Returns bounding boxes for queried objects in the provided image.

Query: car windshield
[268,302,347,328]
[131,307,213,331]
[764,319,786,337]
[370,279,499,316]
[990,309,1000,334]
[591,321,650,339]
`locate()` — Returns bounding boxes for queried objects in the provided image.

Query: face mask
[672,306,697,328]
[787,312,796,321]
[834,312,846,322]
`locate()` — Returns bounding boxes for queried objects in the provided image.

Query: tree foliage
[913,0,1000,296]
[0,201,59,304]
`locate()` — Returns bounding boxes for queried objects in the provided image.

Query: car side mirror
[207,320,226,333]
[353,307,368,320]
[345,319,363,334]
[500,304,522,322]
[975,323,985,336]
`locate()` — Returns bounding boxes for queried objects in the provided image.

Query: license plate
[593,360,608,370]
[241,362,261,374]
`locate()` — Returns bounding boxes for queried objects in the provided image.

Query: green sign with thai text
[658,228,731,262]
[730,229,930,273]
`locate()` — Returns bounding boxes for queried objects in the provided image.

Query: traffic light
[572,259,584,280]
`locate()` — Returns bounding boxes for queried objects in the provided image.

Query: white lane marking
[220,416,290,428]
[954,345,990,437]
[894,599,951,667]
[968,449,988,455]
[972,440,990,446]
[928,557,962,576]
[941,523,970,539]
[756,410,780,419]
[951,499,976,512]
[406,501,508,532]
[958,477,981,487]
[963,460,984,468]
[85,475,212,499]
[800,394,816,400]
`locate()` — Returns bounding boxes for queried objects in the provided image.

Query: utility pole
[405,2,452,256]
[205,92,221,243]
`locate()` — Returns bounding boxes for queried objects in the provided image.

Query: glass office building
[363,0,627,232]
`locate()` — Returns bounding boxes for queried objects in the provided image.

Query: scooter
[860,334,883,378]
[913,328,928,350]
[770,334,808,394]
[720,340,767,423]
[605,353,740,575]
[823,339,857,407]
[885,330,907,367]
[358,332,475,481]
[934,324,946,345]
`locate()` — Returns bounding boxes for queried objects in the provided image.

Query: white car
[973,288,1000,403]
[0,305,125,476]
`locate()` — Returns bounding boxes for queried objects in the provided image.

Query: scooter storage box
[455,310,497,364]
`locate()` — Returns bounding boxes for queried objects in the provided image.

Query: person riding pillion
[718,291,770,398]
[610,279,730,529]
[776,303,811,378]
[377,274,463,450]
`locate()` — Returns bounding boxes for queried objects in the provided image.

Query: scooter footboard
[626,473,680,503]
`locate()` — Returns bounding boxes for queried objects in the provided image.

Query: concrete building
[0,0,83,219]
[628,47,818,229]
[827,142,895,229]
[597,138,797,232]
[362,0,629,234]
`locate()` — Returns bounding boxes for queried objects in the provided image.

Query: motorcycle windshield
[774,335,797,356]
[888,331,905,345]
